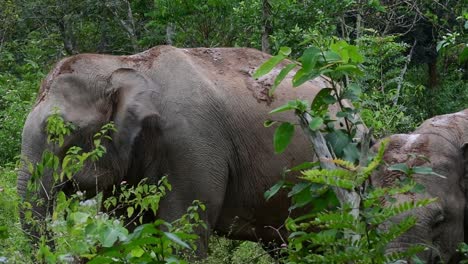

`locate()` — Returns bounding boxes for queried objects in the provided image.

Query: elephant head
[372,109,468,263]
[18,63,161,237]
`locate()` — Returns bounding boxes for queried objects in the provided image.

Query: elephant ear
[463,141,468,242]
[106,68,160,157]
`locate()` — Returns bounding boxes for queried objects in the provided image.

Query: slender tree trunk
[428,61,438,89]
[166,23,174,45]
[393,39,417,106]
[106,0,139,52]
[58,18,77,55]
[261,0,272,54]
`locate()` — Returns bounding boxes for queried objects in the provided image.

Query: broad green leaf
[300,46,321,71]
[130,247,145,258]
[388,163,410,175]
[290,185,314,210]
[270,63,296,96]
[264,180,285,200]
[164,232,192,249]
[292,68,321,87]
[87,256,112,264]
[325,130,351,157]
[343,143,359,163]
[412,166,446,178]
[288,182,311,197]
[334,64,362,75]
[278,46,292,56]
[269,102,296,114]
[254,54,286,79]
[347,45,364,63]
[343,83,362,100]
[270,100,308,114]
[308,117,324,131]
[288,161,320,172]
[311,88,334,113]
[100,227,120,248]
[274,122,295,153]
[99,225,127,248]
[320,51,341,63]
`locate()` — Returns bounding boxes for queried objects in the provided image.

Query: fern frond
[312,211,359,230]
[332,159,358,171]
[369,198,436,225]
[374,216,417,250]
[362,139,389,177]
[384,245,426,263]
[301,168,356,189]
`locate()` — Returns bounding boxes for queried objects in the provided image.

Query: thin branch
[393,39,417,106]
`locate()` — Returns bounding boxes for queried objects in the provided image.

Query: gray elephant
[372,109,468,263]
[18,46,351,254]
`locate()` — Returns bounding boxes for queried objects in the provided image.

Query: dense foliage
[0,0,466,263]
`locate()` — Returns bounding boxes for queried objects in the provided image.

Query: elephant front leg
[157,161,229,258]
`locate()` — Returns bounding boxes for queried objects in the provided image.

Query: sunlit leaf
[270,63,296,96]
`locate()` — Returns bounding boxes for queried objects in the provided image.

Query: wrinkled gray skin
[372,109,468,263]
[18,46,352,254]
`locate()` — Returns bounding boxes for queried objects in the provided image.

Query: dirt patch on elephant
[240,66,279,105]
[120,46,168,69]
[380,134,432,188]
[185,48,277,104]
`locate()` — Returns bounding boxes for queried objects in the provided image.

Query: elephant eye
[431,212,445,228]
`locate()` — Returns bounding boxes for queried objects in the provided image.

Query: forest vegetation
[0,0,467,263]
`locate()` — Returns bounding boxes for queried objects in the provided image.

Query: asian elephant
[18,46,354,253]
[372,109,468,263]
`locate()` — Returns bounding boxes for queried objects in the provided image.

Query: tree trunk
[166,23,174,45]
[428,60,438,89]
[106,0,139,52]
[261,0,272,54]
[58,17,78,55]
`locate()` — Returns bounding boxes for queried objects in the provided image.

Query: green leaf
[288,182,312,197]
[264,180,285,201]
[99,226,127,248]
[87,256,112,264]
[263,119,277,127]
[278,46,292,56]
[274,122,295,153]
[164,232,192,249]
[412,166,446,178]
[320,51,342,63]
[270,63,296,96]
[130,247,145,258]
[270,101,298,114]
[288,161,320,172]
[308,117,324,131]
[311,88,335,113]
[347,45,364,63]
[334,64,362,75]
[292,68,321,87]
[0,226,8,239]
[290,185,314,210]
[254,54,286,79]
[127,207,134,218]
[343,143,359,163]
[300,46,321,71]
[388,163,410,175]
[324,130,351,157]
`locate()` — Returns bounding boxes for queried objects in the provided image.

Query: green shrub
[7,111,206,263]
